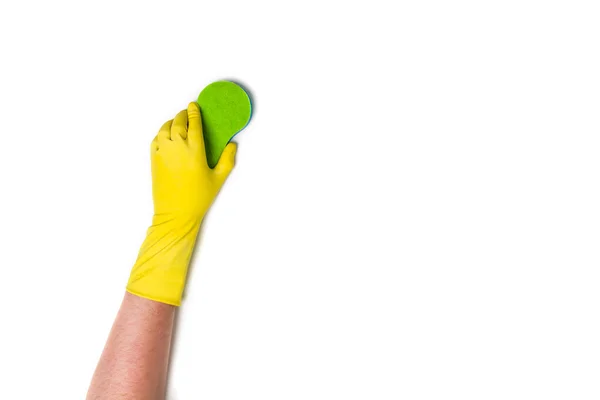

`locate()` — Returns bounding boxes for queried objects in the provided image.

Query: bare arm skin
[86,292,175,400]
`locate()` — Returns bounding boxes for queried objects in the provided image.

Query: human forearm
[86,293,175,400]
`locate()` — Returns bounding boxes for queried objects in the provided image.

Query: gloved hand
[127,102,237,306]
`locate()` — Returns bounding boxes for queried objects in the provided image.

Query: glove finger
[172,109,188,140]
[158,119,173,142]
[187,102,205,150]
[150,134,159,153]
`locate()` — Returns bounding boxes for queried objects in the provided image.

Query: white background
[1,1,599,399]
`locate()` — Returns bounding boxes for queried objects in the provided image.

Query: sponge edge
[197,81,252,168]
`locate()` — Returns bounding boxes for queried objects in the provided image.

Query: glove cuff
[126,214,202,306]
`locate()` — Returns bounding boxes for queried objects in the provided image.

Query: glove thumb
[214,142,237,183]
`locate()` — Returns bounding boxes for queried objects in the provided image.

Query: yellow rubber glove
[126,102,237,306]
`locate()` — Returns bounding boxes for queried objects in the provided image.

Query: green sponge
[197,81,252,168]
